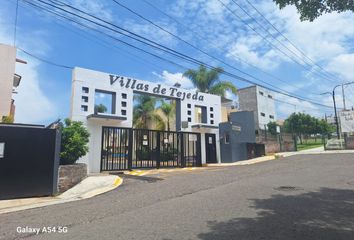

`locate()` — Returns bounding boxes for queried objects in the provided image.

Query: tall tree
[159,101,175,132]
[133,95,165,130]
[273,0,354,21]
[183,65,237,97]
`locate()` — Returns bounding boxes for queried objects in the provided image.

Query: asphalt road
[1,153,354,240]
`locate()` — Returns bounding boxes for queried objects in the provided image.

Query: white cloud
[13,61,58,123]
[152,70,194,89]
[327,53,354,81]
[0,7,58,124]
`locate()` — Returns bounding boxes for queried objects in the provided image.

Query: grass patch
[297,142,323,151]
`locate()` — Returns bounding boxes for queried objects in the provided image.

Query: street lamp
[321,81,354,139]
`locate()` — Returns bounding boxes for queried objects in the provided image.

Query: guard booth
[70,67,221,173]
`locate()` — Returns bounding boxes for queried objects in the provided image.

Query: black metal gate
[101,127,201,171]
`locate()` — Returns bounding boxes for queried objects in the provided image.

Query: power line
[217,0,337,84]
[140,0,320,96]
[17,47,73,69]
[244,0,339,81]
[113,0,311,94]
[27,0,334,109]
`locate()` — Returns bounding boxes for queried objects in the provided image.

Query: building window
[82,96,88,103]
[188,117,192,122]
[187,103,191,108]
[82,87,89,94]
[260,112,265,117]
[121,101,127,107]
[195,106,207,124]
[122,93,127,99]
[187,110,191,115]
[81,105,88,112]
[210,113,214,118]
[95,90,116,114]
[210,120,214,124]
[259,91,264,96]
[121,109,126,116]
[268,94,273,99]
[225,133,230,144]
[210,107,214,112]
[269,115,274,119]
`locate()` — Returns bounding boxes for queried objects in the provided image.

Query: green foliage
[273,0,354,21]
[283,113,334,143]
[183,65,237,97]
[133,95,158,129]
[1,115,14,123]
[94,104,107,113]
[60,118,90,165]
[159,101,175,131]
[267,121,278,135]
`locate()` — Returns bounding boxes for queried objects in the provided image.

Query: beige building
[0,44,25,122]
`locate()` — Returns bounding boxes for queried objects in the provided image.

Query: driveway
[1,153,354,240]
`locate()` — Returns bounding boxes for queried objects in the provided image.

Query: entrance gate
[101,127,201,171]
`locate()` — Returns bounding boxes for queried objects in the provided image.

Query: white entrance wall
[70,67,221,173]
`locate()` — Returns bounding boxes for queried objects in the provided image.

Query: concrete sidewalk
[276,146,354,158]
[0,175,122,215]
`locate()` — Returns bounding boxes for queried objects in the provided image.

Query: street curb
[0,176,123,215]
[206,155,276,167]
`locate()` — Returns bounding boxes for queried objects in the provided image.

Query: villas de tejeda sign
[110,74,205,102]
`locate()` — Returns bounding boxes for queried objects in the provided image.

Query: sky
[1,0,354,125]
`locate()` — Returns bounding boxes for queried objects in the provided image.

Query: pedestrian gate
[100,127,201,171]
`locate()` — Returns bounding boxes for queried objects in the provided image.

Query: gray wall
[219,111,256,163]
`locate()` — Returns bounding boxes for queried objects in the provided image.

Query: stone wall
[58,163,87,193]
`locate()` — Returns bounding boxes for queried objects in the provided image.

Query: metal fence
[101,127,201,171]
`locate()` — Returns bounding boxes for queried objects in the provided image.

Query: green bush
[60,118,90,165]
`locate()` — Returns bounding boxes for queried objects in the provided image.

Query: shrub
[1,115,14,123]
[60,118,90,165]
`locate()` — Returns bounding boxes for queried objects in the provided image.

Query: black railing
[101,127,201,171]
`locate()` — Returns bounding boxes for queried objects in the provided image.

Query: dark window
[82,87,89,94]
[121,110,126,116]
[187,103,191,108]
[122,93,127,99]
[260,112,265,117]
[259,91,264,96]
[121,101,127,107]
[210,120,214,124]
[81,105,88,112]
[225,133,230,144]
[188,117,192,122]
[210,113,214,118]
[82,96,88,103]
[268,94,273,99]
[269,115,274,119]
[187,110,191,115]
[210,107,214,112]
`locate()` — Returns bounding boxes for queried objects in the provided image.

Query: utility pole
[342,84,346,110]
[321,81,354,139]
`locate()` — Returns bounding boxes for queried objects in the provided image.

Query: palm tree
[133,95,165,130]
[183,65,237,97]
[159,101,175,132]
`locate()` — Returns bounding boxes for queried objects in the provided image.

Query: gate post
[128,128,133,170]
[196,133,202,167]
[180,133,185,168]
[156,132,161,169]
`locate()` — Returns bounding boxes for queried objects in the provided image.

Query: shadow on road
[198,188,354,240]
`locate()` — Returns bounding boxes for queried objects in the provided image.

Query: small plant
[1,115,14,123]
[60,118,90,165]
